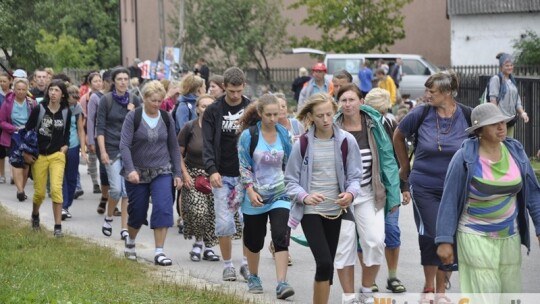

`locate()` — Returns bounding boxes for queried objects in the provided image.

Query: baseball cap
[312,63,327,72]
[13,69,27,78]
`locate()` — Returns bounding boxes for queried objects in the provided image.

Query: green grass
[0,206,248,304]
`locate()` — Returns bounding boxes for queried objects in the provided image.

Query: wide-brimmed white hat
[465,103,514,134]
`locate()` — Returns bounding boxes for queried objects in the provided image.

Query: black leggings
[301,214,342,284]
[243,208,290,253]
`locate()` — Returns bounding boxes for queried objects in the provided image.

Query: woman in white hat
[436,103,540,302]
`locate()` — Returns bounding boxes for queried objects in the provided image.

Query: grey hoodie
[284,123,363,229]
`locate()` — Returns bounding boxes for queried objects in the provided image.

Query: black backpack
[132,107,171,133]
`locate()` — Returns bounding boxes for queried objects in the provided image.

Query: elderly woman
[363,88,410,294]
[436,103,540,303]
[333,84,401,303]
[393,71,472,301]
[0,78,37,201]
[178,94,220,262]
[97,67,142,239]
[119,80,182,265]
[489,53,528,138]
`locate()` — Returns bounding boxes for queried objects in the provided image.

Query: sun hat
[312,62,327,72]
[12,69,27,78]
[465,103,514,134]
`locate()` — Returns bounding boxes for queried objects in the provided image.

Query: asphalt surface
[1,163,539,303]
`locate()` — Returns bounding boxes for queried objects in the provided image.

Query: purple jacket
[0,92,36,148]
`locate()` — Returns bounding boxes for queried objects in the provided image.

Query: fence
[458,75,540,157]
[451,65,540,77]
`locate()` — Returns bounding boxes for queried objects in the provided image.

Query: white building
[448,0,540,66]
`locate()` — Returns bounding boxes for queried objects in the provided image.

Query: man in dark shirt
[202,67,250,282]
[128,58,143,84]
[291,67,310,104]
[30,69,49,103]
[194,57,210,88]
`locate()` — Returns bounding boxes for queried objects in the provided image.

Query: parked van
[324,53,439,99]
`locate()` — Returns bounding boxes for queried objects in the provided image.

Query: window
[326,59,363,75]
[402,59,428,75]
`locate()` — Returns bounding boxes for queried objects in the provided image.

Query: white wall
[450,13,540,66]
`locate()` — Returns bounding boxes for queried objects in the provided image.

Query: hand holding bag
[194,175,212,194]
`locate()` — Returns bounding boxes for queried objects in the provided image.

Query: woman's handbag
[194,175,212,194]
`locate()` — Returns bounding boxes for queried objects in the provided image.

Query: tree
[513,30,540,65]
[289,0,412,53]
[168,0,289,81]
[0,0,120,71]
[35,30,97,71]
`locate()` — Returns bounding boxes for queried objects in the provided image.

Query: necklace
[436,104,457,152]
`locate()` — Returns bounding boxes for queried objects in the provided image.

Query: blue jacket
[435,138,540,253]
[175,94,198,134]
[284,123,362,229]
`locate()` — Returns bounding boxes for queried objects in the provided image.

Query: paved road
[1,164,539,303]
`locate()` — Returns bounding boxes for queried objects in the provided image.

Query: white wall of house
[450,13,540,66]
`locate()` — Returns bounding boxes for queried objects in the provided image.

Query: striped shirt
[304,137,341,216]
[349,130,372,188]
[459,144,522,238]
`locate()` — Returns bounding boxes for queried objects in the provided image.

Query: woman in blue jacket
[436,103,540,303]
[237,94,294,299]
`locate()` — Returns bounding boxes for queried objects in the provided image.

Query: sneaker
[0,176,6,184]
[93,184,101,194]
[53,229,64,238]
[358,291,374,304]
[65,209,72,219]
[74,189,84,199]
[247,274,263,294]
[276,281,295,299]
[31,214,40,230]
[61,209,68,221]
[240,264,250,281]
[222,266,237,281]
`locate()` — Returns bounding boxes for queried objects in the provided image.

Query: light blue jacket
[284,123,362,229]
[435,138,540,253]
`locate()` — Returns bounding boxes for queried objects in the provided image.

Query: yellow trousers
[31,152,66,205]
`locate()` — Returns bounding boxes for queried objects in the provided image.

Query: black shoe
[31,214,40,230]
[93,184,101,194]
[17,191,27,202]
[74,189,84,199]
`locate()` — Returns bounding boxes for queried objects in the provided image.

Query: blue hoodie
[175,94,198,133]
[436,137,540,253]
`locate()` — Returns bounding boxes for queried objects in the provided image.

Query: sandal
[97,199,107,214]
[189,244,202,262]
[202,249,220,261]
[436,294,454,304]
[419,287,435,304]
[124,243,137,261]
[102,218,113,237]
[386,277,406,293]
[371,283,379,292]
[120,229,129,241]
[154,253,172,266]
[113,207,121,216]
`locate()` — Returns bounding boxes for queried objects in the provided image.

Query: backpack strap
[133,108,170,133]
[35,104,46,131]
[249,125,259,158]
[457,103,472,127]
[300,132,347,167]
[408,104,431,160]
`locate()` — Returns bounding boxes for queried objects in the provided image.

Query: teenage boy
[202,67,251,281]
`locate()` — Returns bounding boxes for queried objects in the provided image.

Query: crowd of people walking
[1,52,539,304]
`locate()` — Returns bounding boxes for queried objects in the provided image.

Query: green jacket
[334,105,401,215]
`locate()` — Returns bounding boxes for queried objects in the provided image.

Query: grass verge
[0,206,248,304]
